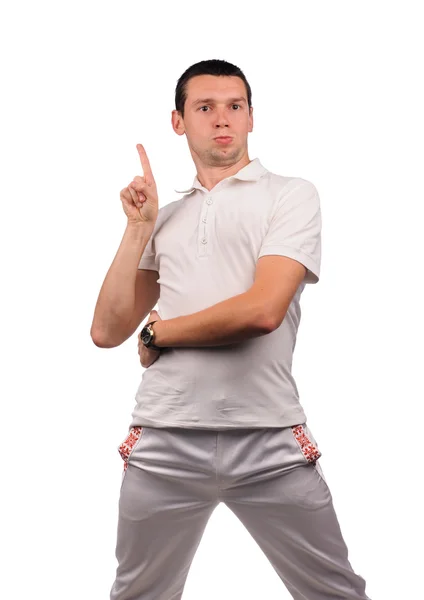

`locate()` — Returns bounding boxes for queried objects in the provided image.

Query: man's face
[173,74,253,166]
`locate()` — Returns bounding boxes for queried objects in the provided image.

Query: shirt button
[206,198,213,205]
[202,216,207,223]
[201,237,207,244]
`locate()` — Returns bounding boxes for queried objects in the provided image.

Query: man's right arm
[90,222,160,348]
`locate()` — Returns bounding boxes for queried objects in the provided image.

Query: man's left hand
[138,310,162,368]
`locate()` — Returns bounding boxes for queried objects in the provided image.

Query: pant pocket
[313,459,328,486]
[291,423,322,465]
[117,426,145,472]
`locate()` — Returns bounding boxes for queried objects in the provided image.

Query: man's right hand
[120,144,159,225]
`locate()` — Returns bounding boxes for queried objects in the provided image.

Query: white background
[1,1,423,599]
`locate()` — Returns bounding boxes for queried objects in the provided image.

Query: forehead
[186,75,247,102]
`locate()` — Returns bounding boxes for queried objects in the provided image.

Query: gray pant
[110,423,371,600]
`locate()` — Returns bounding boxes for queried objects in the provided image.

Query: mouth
[214,136,233,144]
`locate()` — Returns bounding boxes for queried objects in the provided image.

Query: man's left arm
[152,178,321,349]
[152,255,307,347]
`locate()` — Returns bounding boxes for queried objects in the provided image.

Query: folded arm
[152,255,307,348]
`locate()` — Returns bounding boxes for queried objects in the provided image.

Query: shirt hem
[129,411,307,430]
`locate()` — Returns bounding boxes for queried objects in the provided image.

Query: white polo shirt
[130,158,321,430]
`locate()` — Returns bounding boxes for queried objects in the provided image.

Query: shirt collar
[174,158,268,194]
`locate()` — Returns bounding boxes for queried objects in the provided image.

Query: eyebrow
[191,97,247,107]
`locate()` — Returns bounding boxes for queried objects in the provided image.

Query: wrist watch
[140,320,163,351]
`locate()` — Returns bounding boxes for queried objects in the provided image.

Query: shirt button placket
[200,196,213,256]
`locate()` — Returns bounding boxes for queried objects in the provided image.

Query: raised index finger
[136,144,154,185]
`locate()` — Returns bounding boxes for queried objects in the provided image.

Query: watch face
[141,327,152,344]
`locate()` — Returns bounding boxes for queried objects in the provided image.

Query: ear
[248,106,254,133]
[171,110,185,136]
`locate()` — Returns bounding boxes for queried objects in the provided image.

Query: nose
[213,108,230,129]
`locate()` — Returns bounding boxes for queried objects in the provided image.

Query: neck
[192,152,251,191]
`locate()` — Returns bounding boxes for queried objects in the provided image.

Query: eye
[232,104,241,110]
[199,106,209,112]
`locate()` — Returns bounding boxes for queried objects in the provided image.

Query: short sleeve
[258,179,322,284]
[137,227,157,271]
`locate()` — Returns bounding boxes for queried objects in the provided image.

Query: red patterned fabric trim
[291,424,322,464]
[118,426,143,471]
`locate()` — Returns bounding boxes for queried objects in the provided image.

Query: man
[91,59,372,600]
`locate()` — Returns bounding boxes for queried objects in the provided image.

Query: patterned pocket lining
[291,424,322,464]
[118,426,143,472]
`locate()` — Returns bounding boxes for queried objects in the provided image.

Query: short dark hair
[175,59,252,118]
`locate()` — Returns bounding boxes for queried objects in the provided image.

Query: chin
[212,147,240,160]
